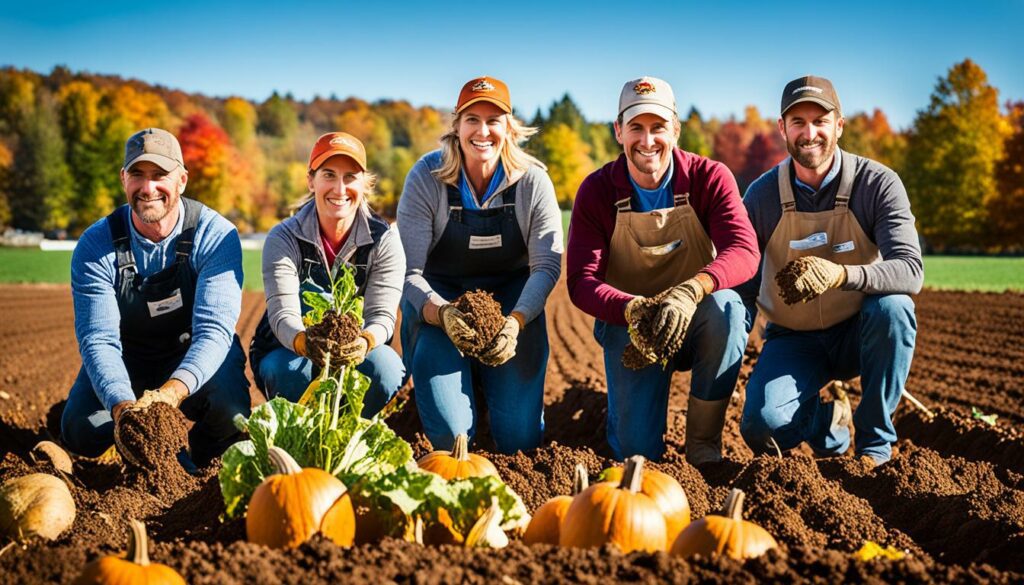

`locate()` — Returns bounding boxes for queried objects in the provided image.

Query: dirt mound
[451,289,504,356]
[306,310,361,366]
[896,407,1024,473]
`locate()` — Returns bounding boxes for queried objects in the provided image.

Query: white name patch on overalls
[147,289,184,318]
[833,241,856,253]
[469,235,503,249]
[640,239,682,256]
[789,231,828,250]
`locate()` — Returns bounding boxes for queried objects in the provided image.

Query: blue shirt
[793,149,842,195]
[71,200,243,411]
[459,161,507,210]
[628,156,675,211]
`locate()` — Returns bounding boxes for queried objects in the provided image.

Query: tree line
[0,59,1020,251]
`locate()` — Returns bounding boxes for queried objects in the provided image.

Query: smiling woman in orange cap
[249,132,407,415]
[397,76,563,454]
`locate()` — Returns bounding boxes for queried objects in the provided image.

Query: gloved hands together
[776,256,847,304]
[438,303,477,354]
[652,277,705,350]
[336,332,371,366]
[479,315,522,367]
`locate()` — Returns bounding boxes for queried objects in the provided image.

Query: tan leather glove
[438,303,477,353]
[478,314,522,367]
[336,331,373,366]
[652,277,705,349]
[624,296,646,327]
[776,256,847,304]
[134,379,188,410]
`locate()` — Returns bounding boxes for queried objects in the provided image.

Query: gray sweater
[736,151,924,309]
[397,150,563,322]
[262,200,405,351]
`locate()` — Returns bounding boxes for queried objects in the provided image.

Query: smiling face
[614,113,678,189]
[120,161,187,224]
[308,154,366,231]
[779,101,844,173]
[457,102,509,169]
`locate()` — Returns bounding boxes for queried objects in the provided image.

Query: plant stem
[572,464,589,495]
[723,488,746,521]
[620,455,645,493]
[126,518,150,566]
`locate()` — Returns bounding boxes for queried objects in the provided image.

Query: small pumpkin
[30,440,74,475]
[559,456,667,553]
[73,518,185,584]
[523,464,588,545]
[246,446,355,549]
[601,462,690,543]
[0,472,76,541]
[417,434,499,480]
[670,488,778,560]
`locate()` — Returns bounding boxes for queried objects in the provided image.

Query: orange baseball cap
[308,132,367,171]
[455,76,512,114]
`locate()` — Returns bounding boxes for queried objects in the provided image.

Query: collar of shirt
[459,160,506,210]
[628,155,675,212]
[793,148,843,195]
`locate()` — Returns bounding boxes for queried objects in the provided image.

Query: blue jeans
[61,337,251,465]
[596,289,750,461]
[404,300,548,454]
[257,344,405,418]
[740,294,917,463]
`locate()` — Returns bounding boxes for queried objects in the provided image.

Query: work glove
[776,256,847,304]
[133,381,187,410]
[652,277,705,351]
[438,303,477,354]
[336,332,372,366]
[478,315,521,367]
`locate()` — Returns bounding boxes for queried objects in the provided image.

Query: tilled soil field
[1,282,1022,583]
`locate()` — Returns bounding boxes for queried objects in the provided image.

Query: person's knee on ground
[61,407,114,458]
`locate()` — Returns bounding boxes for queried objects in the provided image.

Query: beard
[628,147,670,177]
[130,190,177,224]
[787,130,838,172]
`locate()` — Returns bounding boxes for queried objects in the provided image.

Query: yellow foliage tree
[538,123,595,208]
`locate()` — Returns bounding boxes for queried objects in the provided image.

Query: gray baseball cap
[123,128,185,172]
[618,77,677,125]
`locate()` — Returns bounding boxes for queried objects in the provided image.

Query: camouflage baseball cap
[123,128,185,172]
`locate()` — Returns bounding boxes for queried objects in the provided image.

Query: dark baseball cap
[123,128,185,172]
[781,76,842,117]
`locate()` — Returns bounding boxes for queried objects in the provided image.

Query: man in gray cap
[567,77,760,464]
[61,127,250,467]
[737,76,923,466]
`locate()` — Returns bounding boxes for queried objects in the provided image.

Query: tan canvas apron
[605,192,715,297]
[757,152,881,331]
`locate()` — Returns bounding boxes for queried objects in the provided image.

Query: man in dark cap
[737,76,923,466]
[62,128,250,466]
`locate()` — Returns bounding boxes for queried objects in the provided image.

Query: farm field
[0,279,1022,583]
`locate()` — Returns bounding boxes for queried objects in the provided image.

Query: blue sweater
[71,201,243,411]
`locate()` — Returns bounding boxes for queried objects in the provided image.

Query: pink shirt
[566,148,760,326]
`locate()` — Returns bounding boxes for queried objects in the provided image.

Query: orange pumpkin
[559,456,667,553]
[523,464,588,545]
[417,434,499,480]
[73,519,185,585]
[670,488,778,560]
[246,446,355,549]
[601,462,690,543]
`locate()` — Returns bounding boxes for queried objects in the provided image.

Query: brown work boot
[684,396,731,466]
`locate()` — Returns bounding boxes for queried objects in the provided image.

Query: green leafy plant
[302,264,363,328]
[971,406,998,426]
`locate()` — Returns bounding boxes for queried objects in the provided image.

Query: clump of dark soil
[116,402,197,500]
[622,290,676,369]
[485,443,612,512]
[451,289,504,357]
[306,310,361,366]
[896,406,1024,472]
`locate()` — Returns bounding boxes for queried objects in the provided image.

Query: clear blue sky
[1,0,1021,129]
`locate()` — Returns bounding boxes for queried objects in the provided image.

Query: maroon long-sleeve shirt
[566,148,760,326]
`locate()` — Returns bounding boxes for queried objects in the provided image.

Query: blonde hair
[433,111,545,186]
[290,168,378,213]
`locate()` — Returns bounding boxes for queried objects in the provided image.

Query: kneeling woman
[251,132,406,416]
[397,77,562,453]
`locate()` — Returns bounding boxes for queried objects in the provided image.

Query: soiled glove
[438,303,477,354]
[336,332,372,366]
[478,315,522,367]
[776,256,847,304]
[624,296,646,327]
[134,381,187,410]
[652,278,705,350]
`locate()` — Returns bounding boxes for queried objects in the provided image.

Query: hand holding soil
[114,403,191,477]
[622,280,702,370]
[305,310,361,367]
[776,256,846,304]
[447,290,505,359]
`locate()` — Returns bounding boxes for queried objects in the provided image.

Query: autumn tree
[839,109,906,171]
[739,132,787,191]
[9,91,74,231]
[538,123,595,207]
[179,112,248,222]
[713,119,752,179]
[903,59,1011,249]
[678,107,711,157]
[258,92,298,138]
[988,102,1024,248]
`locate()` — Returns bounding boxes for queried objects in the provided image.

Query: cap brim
[782,96,838,116]
[456,96,511,114]
[310,151,367,172]
[125,153,181,172]
[620,103,675,126]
